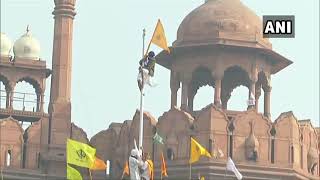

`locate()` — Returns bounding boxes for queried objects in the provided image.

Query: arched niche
[194,104,229,160]
[273,111,301,167]
[0,117,24,168]
[24,120,41,169]
[156,108,194,161]
[232,109,272,164]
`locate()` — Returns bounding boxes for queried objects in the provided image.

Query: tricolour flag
[67,139,96,168]
[160,152,168,177]
[226,157,243,180]
[189,137,211,164]
[67,164,83,180]
[150,19,170,53]
[153,132,164,144]
[90,157,107,170]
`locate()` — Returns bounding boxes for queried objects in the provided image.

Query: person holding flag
[137,19,170,91]
[136,19,170,175]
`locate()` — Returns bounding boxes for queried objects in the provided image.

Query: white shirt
[129,156,143,180]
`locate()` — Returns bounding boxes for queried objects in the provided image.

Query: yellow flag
[90,157,107,170]
[200,176,205,180]
[67,164,83,180]
[67,139,96,168]
[146,159,154,180]
[189,137,211,164]
[150,19,170,53]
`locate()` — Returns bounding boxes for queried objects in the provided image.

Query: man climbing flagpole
[137,19,170,150]
[138,28,146,150]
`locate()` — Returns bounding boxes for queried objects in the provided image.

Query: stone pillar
[5,89,10,108]
[36,93,41,112]
[221,91,230,110]
[181,74,191,111]
[213,71,223,107]
[188,86,195,112]
[255,85,261,111]
[170,70,179,109]
[247,80,256,110]
[8,90,14,109]
[264,86,271,119]
[36,92,45,112]
[40,93,45,112]
[214,78,222,107]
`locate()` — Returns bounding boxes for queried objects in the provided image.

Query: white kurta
[129,156,143,180]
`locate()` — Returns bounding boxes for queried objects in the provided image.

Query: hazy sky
[1,0,319,138]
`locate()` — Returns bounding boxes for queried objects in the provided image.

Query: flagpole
[139,28,146,150]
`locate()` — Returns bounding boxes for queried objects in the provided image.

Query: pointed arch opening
[0,81,6,109]
[190,67,215,111]
[221,66,250,111]
[6,149,12,167]
[13,78,40,112]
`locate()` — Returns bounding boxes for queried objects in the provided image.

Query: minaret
[44,0,76,177]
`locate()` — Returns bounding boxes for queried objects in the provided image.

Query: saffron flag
[153,132,164,144]
[226,157,243,180]
[90,157,107,170]
[189,137,211,164]
[67,139,96,168]
[67,164,83,180]
[146,159,154,180]
[123,161,130,176]
[150,19,170,53]
[161,152,168,177]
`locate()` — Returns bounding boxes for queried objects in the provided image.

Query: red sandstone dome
[173,0,272,49]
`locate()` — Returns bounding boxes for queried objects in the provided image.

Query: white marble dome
[0,32,13,56]
[13,27,41,60]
